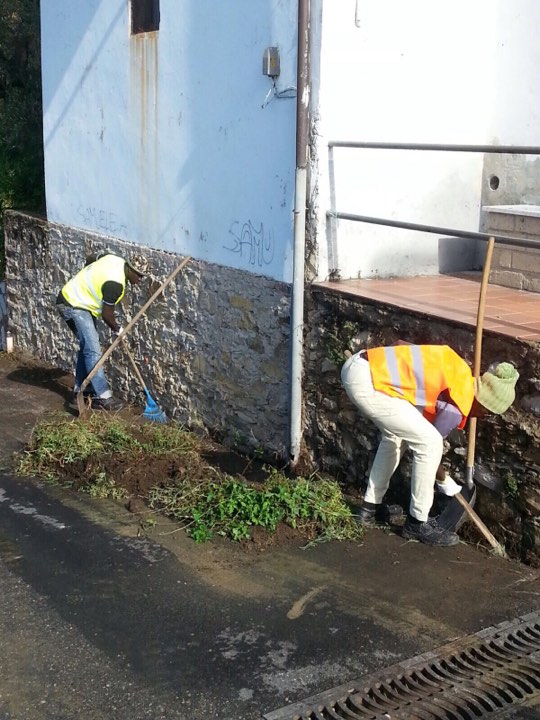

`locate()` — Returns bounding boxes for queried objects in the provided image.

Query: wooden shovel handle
[466,237,495,482]
[78,255,191,402]
[455,492,504,554]
[473,236,495,378]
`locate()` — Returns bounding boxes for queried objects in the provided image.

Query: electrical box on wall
[262,47,280,78]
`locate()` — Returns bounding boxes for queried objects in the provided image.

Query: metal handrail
[328,141,540,154]
[326,211,540,250]
[327,142,540,250]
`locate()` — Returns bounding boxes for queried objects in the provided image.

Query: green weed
[148,468,362,545]
[142,423,200,454]
[18,413,198,480]
[325,319,362,365]
[99,419,142,453]
[504,472,520,501]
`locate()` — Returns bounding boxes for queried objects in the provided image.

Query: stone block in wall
[486,212,516,233]
[483,205,540,294]
[523,277,540,293]
[522,486,540,517]
[489,269,524,290]
[516,215,540,236]
[4,211,292,458]
[491,246,512,269]
[511,248,540,274]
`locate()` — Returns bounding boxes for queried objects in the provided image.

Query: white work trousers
[341,353,443,522]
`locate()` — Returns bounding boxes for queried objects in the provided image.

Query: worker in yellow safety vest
[56,253,150,411]
[341,344,519,546]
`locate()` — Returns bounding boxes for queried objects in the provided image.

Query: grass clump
[504,471,520,501]
[80,472,128,501]
[148,467,362,545]
[18,414,104,476]
[324,319,362,365]
[18,413,199,479]
[18,413,361,547]
[142,423,199,455]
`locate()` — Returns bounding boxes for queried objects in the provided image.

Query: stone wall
[303,287,540,563]
[7,211,540,561]
[0,281,7,351]
[4,211,291,457]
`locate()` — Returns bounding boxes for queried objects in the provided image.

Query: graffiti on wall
[223,220,275,268]
[77,205,128,236]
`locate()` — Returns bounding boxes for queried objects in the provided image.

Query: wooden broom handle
[79,256,191,397]
[122,343,148,393]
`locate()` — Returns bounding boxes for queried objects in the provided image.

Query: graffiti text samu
[224,220,275,267]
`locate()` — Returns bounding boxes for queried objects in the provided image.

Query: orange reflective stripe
[367,344,475,421]
[377,344,422,404]
[368,347,393,390]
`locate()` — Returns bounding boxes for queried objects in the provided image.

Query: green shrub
[0,0,45,276]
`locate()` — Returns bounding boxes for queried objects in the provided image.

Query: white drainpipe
[289,0,310,465]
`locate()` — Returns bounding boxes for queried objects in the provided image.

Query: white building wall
[41,0,298,283]
[313,0,540,280]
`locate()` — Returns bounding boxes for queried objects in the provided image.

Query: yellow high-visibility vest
[367,345,474,428]
[61,255,126,317]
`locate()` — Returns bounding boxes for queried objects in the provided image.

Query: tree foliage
[0,0,45,276]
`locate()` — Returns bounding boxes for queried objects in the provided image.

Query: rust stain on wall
[130,32,159,240]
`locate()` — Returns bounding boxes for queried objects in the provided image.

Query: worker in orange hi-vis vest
[341,344,519,547]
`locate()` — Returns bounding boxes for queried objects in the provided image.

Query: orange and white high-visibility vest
[367,345,474,428]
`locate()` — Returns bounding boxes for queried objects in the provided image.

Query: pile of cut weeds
[18,412,362,547]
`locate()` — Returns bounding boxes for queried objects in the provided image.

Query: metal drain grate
[264,612,540,720]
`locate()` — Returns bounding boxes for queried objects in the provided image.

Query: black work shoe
[352,503,403,527]
[402,517,460,547]
[91,397,124,412]
[352,504,378,526]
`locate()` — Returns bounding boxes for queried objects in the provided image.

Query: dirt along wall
[302,286,540,563]
[4,211,292,458]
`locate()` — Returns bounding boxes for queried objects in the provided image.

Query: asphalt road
[2,473,540,720]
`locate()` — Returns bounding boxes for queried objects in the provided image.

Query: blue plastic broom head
[143,391,168,423]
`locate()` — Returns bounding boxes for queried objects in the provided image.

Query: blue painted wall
[41,1,298,283]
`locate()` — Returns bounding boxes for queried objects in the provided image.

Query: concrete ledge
[483,204,540,218]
